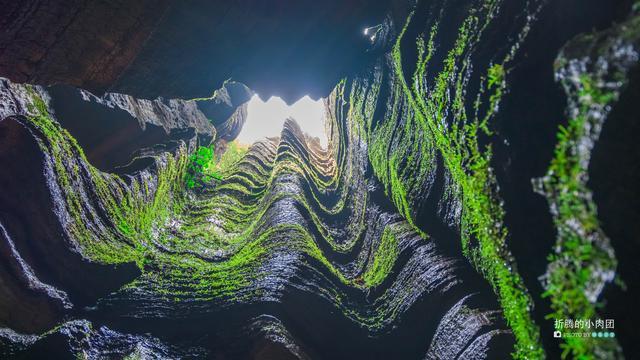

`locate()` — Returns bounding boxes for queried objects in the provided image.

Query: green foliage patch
[185,142,249,189]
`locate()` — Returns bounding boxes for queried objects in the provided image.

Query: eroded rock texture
[77,80,253,139]
[0,79,514,359]
[0,0,638,359]
[0,0,391,102]
[0,0,170,94]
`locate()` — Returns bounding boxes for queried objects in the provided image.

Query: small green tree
[185,146,222,189]
[185,142,249,189]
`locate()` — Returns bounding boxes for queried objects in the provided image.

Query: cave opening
[236,94,328,148]
[0,1,637,359]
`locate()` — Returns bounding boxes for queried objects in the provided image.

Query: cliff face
[0,0,391,102]
[0,0,170,93]
[0,0,638,359]
[77,80,253,139]
[0,80,513,359]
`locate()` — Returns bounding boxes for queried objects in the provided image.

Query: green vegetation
[21,85,417,329]
[354,8,542,358]
[24,86,187,266]
[363,225,400,288]
[185,142,249,189]
[217,141,249,175]
[185,146,221,189]
[537,13,640,357]
[13,2,639,359]
[539,72,622,359]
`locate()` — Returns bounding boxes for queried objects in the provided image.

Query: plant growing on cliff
[217,141,249,175]
[377,7,544,359]
[536,21,639,354]
[363,225,400,288]
[185,141,249,189]
[23,85,188,265]
[185,146,221,189]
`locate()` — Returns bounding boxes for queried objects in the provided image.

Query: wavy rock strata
[0,80,513,358]
[0,1,638,359]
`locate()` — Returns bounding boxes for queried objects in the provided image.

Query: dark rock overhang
[0,0,394,103]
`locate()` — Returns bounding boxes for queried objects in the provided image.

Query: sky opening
[236,94,327,147]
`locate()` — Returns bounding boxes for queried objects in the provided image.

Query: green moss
[361,8,544,358]
[363,225,399,288]
[185,141,249,189]
[117,220,134,237]
[217,141,249,174]
[539,73,622,359]
[24,86,188,266]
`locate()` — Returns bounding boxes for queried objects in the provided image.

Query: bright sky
[236,94,327,147]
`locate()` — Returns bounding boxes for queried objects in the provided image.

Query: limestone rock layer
[0,1,638,359]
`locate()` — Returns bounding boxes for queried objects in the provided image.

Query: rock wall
[0,0,391,102]
[0,0,638,359]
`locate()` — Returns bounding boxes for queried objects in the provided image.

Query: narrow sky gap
[236,94,327,147]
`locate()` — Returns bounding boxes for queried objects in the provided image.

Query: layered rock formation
[0,80,513,359]
[0,0,638,359]
[77,80,253,140]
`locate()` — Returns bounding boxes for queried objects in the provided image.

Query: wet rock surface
[0,1,638,359]
[0,82,511,359]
